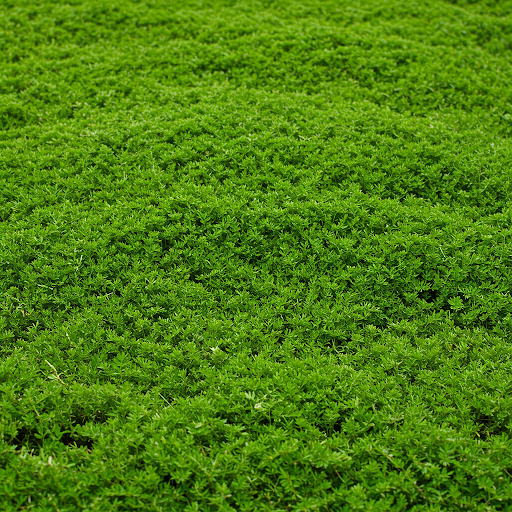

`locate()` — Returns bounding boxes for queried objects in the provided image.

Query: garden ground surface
[1,0,512,510]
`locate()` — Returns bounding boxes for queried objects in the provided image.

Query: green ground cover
[1,0,512,509]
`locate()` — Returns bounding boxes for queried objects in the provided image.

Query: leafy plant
[1,0,512,510]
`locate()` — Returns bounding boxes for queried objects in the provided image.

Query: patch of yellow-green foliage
[1,0,512,510]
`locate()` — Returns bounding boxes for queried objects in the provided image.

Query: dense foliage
[1,0,512,510]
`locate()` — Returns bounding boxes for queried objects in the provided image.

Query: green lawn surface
[1,0,512,510]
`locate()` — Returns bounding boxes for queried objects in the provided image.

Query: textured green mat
[1,0,512,510]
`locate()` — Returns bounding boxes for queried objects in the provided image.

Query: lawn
[1,0,512,510]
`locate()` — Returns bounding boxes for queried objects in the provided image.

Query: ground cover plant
[1,0,512,509]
